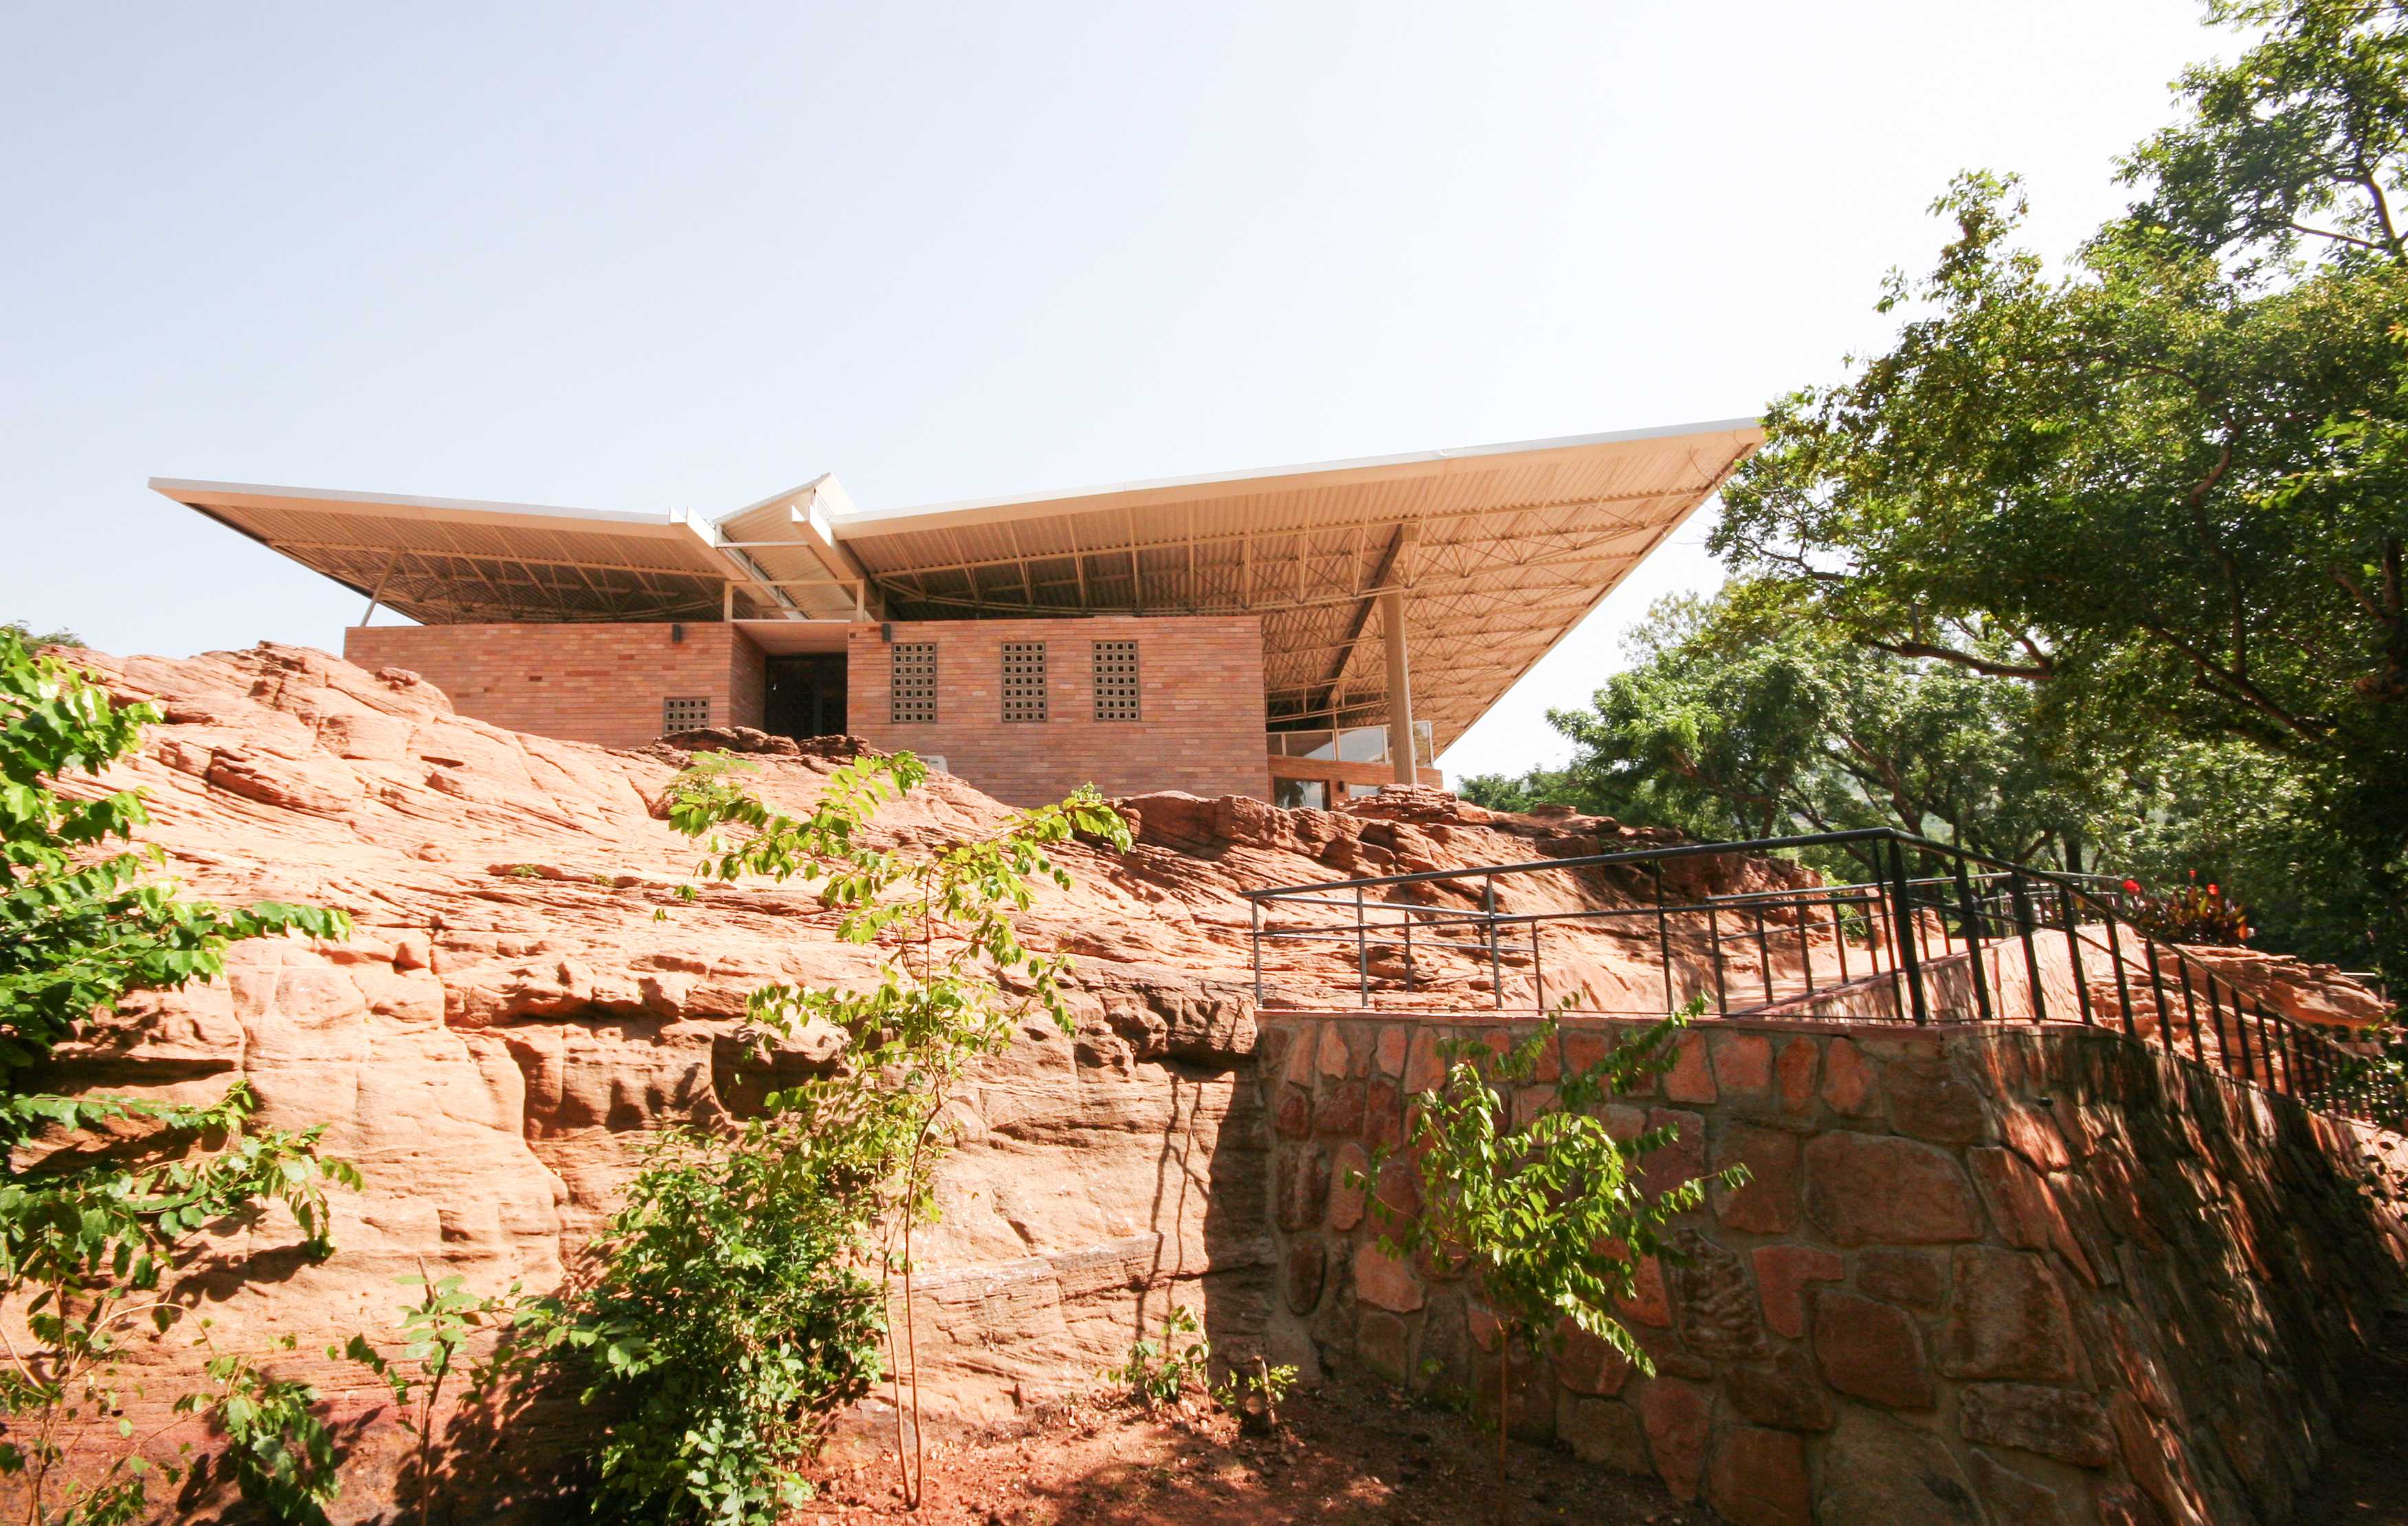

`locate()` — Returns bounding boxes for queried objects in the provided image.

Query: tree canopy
[1481,0,2408,977]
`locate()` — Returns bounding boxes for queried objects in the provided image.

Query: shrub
[0,627,357,1523]
[509,749,1129,1521]
[1359,998,1741,1513]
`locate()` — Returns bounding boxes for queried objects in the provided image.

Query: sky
[1,2,2227,780]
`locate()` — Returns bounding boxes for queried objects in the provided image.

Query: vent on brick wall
[663,696,711,731]
[1093,640,1140,721]
[891,642,937,724]
[1001,641,1047,722]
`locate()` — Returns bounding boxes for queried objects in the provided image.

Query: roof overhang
[824,419,1763,740]
[152,478,744,625]
[157,416,1761,745]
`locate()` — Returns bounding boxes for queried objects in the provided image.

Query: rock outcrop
[13,642,2394,1522]
[21,643,1774,1516]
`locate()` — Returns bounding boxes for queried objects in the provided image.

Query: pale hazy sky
[1,3,2222,779]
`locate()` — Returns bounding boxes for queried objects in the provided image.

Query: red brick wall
[344,623,762,749]
[849,616,1269,804]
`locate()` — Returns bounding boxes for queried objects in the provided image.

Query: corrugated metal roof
[155,418,1760,749]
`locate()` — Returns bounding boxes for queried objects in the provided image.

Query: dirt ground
[800,1380,1710,1526]
[794,1323,2408,1526]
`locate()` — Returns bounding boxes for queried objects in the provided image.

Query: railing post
[1532,920,1545,1015]
[2277,1008,2295,1097]
[2143,938,2173,1052]
[1886,839,1930,1026]
[1795,899,1815,995]
[1950,856,1993,1024]
[2176,953,2204,1062]
[1833,892,1851,984]
[2103,914,2137,1041]
[1707,903,1730,1017]
[1485,875,1502,1012]
[2058,883,2095,1028]
[2256,1001,2284,1095]
[1355,886,1368,1008]
[1251,897,1263,1007]
[2011,873,2047,1025]
[2218,975,2249,1083]
[1651,862,1674,1015]
[1402,905,1414,996]
[1754,903,1775,1008]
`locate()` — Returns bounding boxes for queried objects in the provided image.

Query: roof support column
[1381,588,1416,785]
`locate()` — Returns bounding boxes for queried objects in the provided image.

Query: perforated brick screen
[1093,640,1141,721]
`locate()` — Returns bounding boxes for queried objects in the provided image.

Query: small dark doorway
[765,653,847,738]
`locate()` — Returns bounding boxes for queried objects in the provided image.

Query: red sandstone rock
[1803,1131,1984,1245]
[1882,1054,1989,1144]
[1721,1349,1835,1433]
[1558,1394,1650,1473]
[1941,1248,2079,1382]
[1636,1376,1712,1501]
[1711,1123,1802,1234]
[1818,1408,1984,1525]
[1967,1450,2075,1526]
[1821,1037,1877,1114]
[1856,1247,1950,1309]
[1752,1244,1842,1338]
[1352,1240,1425,1312]
[1774,1036,1818,1113]
[1967,1147,2097,1283]
[1710,1032,1774,1098]
[1327,1142,1370,1230]
[1275,1144,1330,1230]
[1664,1032,1718,1103]
[1810,1290,1936,1409]
[1553,1318,1635,1396]
[1957,1381,2116,1468]
[1283,1238,1327,1314]
[1705,1426,1812,1526]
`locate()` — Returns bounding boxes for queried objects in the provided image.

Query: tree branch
[1864,637,2054,681]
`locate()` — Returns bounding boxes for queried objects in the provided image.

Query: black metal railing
[1241,827,2387,1123]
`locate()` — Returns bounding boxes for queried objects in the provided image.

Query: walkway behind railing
[1242,827,2390,1123]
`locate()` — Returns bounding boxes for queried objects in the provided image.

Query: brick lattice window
[1001,641,1048,722]
[891,642,937,724]
[662,696,711,731]
[1093,641,1141,721]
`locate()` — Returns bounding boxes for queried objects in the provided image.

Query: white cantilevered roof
[155,417,1761,747]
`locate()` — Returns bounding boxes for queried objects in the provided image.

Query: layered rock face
[25,644,1782,1515]
[18,642,2397,1523]
[1258,1011,2408,1526]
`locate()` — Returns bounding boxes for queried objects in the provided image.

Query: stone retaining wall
[1252,1012,2408,1525]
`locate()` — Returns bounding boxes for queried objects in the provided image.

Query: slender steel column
[1380,589,1417,786]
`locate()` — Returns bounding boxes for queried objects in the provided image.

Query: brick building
[157,421,1759,806]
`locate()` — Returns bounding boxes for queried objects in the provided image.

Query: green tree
[1360,1001,1740,1520]
[0,628,357,1524]
[509,750,1130,1523]
[1713,0,2408,976]
[1491,586,2112,876]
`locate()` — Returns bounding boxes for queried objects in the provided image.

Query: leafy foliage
[511,749,1131,1522]
[1359,999,1741,1507]
[341,1272,517,1526]
[1103,1305,1211,1411]
[1475,585,2121,880]
[0,626,359,1523]
[1689,0,2408,978]
[2,631,346,1077]
[2125,871,2257,945]
[179,1333,342,1526]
